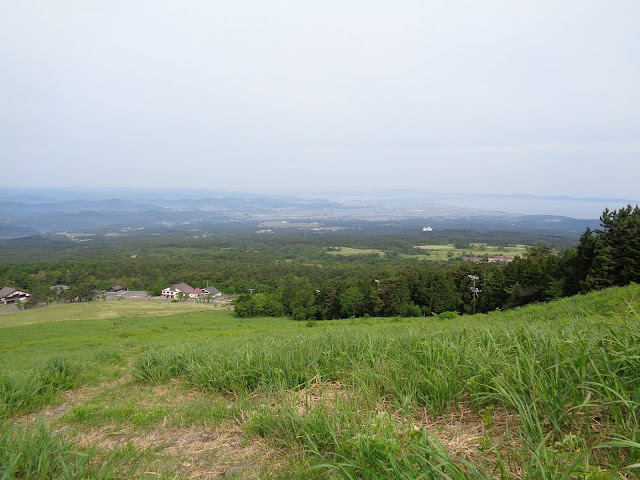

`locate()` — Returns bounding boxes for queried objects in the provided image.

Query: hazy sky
[2,1,639,198]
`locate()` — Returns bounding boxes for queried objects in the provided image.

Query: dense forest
[1,205,638,319]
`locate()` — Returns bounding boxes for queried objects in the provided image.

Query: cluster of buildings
[1,280,225,307]
[161,283,221,299]
[461,256,515,263]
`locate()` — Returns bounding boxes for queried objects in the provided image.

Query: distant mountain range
[1,199,167,213]
[1,187,634,238]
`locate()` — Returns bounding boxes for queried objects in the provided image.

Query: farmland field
[325,246,386,256]
[408,243,529,261]
[1,285,640,479]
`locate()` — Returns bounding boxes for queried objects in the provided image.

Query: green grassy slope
[1,284,639,479]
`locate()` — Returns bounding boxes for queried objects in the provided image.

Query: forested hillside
[1,205,638,319]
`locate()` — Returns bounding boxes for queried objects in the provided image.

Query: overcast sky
[1,1,639,198]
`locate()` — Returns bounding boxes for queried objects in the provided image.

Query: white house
[0,286,31,305]
[162,283,222,299]
[161,283,194,299]
[189,287,205,298]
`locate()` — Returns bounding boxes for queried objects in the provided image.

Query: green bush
[235,293,284,318]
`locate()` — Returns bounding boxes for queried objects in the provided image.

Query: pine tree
[576,204,640,291]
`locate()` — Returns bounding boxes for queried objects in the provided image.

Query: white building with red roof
[189,287,205,298]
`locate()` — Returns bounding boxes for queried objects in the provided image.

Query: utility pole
[468,275,481,314]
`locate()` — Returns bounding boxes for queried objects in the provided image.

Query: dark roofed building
[202,286,221,296]
[0,286,31,304]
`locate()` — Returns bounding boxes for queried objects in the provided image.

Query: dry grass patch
[291,378,350,415]
[14,373,134,424]
[73,422,285,479]
[144,380,202,408]
[0,301,224,327]
[403,403,522,476]
[410,405,501,455]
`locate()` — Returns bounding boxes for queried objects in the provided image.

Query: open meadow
[325,246,386,257]
[409,243,529,262]
[0,301,227,328]
[1,285,640,478]
[324,244,529,262]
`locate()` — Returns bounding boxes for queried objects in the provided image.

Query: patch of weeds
[93,349,124,365]
[478,432,493,452]
[0,422,150,479]
[69,403,168,428]
[131,408,167,427]
[133,348,192,383]
[481,405,494,427]
[42,355,78,390]
[70,403,103,423]
[118,330,139,338]
[171,397,242,427]
[342,413,402,461]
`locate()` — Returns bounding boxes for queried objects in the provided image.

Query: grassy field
[0,301,226,328]
[1,285,640,478]
[408,243,529,261]
[325,246,386,256]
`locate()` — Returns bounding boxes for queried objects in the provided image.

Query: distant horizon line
[1,185,638,204]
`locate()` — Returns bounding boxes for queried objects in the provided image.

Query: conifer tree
[576,205,640,291]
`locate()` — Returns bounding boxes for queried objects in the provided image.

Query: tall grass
[245,402,489,480]
[0,422,150,479]
[0,356,79,418]
[133,320,640,423]
[131,285,640,476]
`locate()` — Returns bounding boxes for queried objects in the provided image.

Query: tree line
[234,205,640,318]
[1,205,637,318]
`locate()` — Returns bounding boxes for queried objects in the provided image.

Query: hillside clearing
[325,246,385,256]
[408,243,529,261]
[0,301,226,328]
